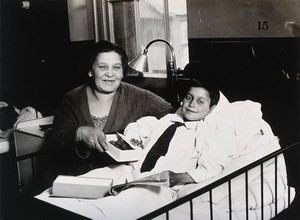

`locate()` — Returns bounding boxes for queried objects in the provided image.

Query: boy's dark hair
[178,61,220,107]
[87,40,128,75]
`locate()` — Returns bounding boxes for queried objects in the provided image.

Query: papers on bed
[109,171,170,196]
[106,133,142,162]
[51,175,113,199]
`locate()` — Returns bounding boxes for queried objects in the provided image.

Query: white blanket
[168,93,294,219]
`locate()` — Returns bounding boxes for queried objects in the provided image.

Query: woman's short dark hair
[87,40,128,75]
[179,61,220,107]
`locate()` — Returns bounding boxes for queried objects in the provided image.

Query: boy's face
[182,87,213,121]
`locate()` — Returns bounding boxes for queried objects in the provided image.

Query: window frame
[97,0,188,72]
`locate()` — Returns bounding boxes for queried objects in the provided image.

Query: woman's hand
[77,126,108,152]
[168,171,195,187]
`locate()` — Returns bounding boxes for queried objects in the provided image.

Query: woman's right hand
[76,126,108,152]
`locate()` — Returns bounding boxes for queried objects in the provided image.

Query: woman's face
[90,51,123,94]
[182,87,213,121]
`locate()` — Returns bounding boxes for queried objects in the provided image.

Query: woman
[47,40,173,173]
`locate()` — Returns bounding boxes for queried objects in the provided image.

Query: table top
[0,138,10,154]
[16,126,45,138]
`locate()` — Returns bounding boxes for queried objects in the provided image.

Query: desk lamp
[128,39,181,105]
[128,39,177,78]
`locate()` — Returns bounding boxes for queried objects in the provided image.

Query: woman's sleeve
[47,94,79,148]
[146,91,174,119]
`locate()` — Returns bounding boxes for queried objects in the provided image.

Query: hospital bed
[30,113,297,219]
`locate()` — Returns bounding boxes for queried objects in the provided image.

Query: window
[100,0,188,77]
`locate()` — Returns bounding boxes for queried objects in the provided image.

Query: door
[1,0,70,115]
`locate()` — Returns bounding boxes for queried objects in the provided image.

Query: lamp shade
[128,52,149,73]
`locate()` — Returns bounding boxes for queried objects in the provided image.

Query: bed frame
[138,141,299,220]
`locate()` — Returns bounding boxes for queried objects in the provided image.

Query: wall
[186,0,300,188]
[1,0,95,116]
[187,0,300,38]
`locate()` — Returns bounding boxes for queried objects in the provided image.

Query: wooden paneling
[187,0,300,38]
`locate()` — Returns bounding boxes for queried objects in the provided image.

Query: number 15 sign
[187,0,300,38]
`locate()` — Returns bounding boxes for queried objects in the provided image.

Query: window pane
[139,0,166,75]
[112,2,137,62]
[109,0,189,75]
[168,0,189,70]
[139,0,188,74]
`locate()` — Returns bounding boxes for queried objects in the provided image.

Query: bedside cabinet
[13,116,53,194]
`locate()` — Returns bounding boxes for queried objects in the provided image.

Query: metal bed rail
[138,141,300,220]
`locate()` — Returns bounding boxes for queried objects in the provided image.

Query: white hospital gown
[121,113,229,183]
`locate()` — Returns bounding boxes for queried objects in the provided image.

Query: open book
[109,171,170,196]
[106,132,142,162]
